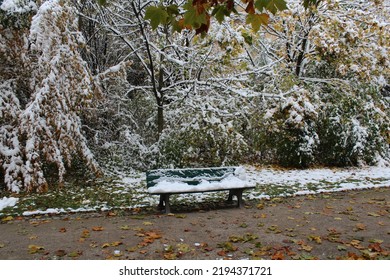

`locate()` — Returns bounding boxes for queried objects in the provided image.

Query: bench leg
[158,194,171,213]
[227,189,244,208]
[158,195,164,210]
[164,194,171,213]
[227,190,234,204]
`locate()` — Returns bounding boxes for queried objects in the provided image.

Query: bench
[146,166,253,213]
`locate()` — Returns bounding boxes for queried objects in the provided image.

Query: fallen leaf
[55,250,67,257]
[256,203,264,209]
[175,214,187,219]
[337,245,347,251]
[164,252,177,260]
[308,235,322,244]
[145,231,162,240]
[368,212,380,217]
[68,251,82,258]
[28,245,45,254]
[92,226,104,231]
[120,225,130,230]
[271,250,285,260]
[110,241,123,247]
[2,216,13,222]
[355,223,366,231]
[102,243,110,248]
[59,227,67,233]
[81,229,90,238]
[301,244,313,252]
[0,243,5,248]
[143,221,153,226]
[368,243,383,252]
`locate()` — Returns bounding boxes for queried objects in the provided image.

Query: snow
[0,0,37,13]
[1,165,389,216]
[148,175,249,194]
[0,197,19,211]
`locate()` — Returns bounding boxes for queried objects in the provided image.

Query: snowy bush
[317,85,390,166]
[0,0,101,192]
[259,86,320,167]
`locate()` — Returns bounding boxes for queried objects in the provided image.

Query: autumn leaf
[175,214,187,219]
[1,216,13,222]
[308,235,322,244]
[92,226,104,231]
[143,221,153,226]
[120,225,130,230]
[368,212,381,217]
[164,252,177,260]
[145,6,169,29]
[355,223,366,231]
[81,229,90,238]
[246,13,269,32]
[0,243,5,248]
[59,227,67,233]
[271,250,285,260]
[55,250,67,257]
[301,244,313,252]
[28,245,45,254]
[68,251,82,258]
[217,242,237,252]
[368,243,383,252]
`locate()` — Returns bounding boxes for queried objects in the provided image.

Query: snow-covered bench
[146,166,253,213]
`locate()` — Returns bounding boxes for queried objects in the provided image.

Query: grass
[1,167,389,217]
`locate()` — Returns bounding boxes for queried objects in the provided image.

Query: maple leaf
[255,0,287,15]
[81,229,90,238]
[92,226,104,231]
[355,223,366,231]
[145,6,169,29]
[271,250,285,260]
[28,245,45,254]
[55,250,67,257]
[246,13,269,32]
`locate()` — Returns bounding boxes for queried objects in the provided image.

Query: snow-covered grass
[0,165,389,217]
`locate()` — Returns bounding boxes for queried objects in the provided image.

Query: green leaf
[97,0,107,6]
[183,5,207,29]
[246,13,269,32]
[255,0,287,15]
[144,6,169,29]
[303,0,319,9]
[212,5,229,24]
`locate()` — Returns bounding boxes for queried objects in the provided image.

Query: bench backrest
[146,167,238,188]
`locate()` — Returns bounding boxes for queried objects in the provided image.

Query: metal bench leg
[227,189,244,207]
[158,195,164,210]
[236,189,244,208]
[164,194,171,213]
[227,190,234,204]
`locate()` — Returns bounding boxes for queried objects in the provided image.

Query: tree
[1,0,101,192]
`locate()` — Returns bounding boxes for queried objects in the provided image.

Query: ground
[0,187,389,260]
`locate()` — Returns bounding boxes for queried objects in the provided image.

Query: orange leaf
[92,226,104,231]
[271,250,285,260]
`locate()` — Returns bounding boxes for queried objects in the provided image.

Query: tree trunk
[157,103,164,137]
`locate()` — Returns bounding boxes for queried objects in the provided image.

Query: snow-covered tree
[1,0,101,192]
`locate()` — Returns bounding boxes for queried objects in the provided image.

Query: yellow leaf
[28,245,44,254]
[2,216,13,222]
[143,222,153,226]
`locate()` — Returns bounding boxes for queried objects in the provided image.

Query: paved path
[0,187,389,260]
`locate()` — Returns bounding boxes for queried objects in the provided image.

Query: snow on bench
[146,166,253,213]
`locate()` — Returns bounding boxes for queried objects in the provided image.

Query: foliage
[0,0,100,192]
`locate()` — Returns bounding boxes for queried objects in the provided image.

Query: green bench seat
[146,166,253,213]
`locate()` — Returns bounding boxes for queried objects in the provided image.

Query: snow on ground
[1,165,389,216]
[0,197,19,211]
